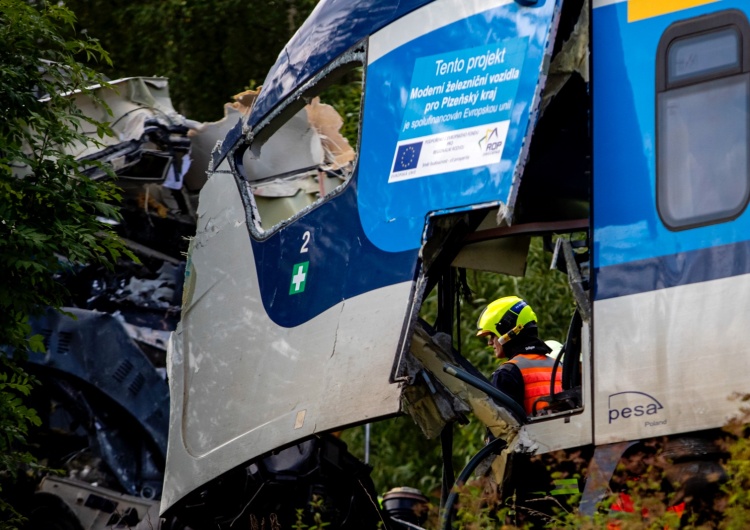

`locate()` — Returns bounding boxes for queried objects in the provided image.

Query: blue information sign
[357,1,559,252]
[388,39,528,183]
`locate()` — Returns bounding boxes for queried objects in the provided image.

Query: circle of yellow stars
[399,145,417,168]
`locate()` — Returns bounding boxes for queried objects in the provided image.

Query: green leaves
[0,357,41,460]
[0,2,130,524]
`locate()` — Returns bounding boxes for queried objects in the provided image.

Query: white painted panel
[593,274,750,445]
[369,0,514,64]
[161,171,408,512]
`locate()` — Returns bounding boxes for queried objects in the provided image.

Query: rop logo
[478,127,502,153]
[608,391,664,424]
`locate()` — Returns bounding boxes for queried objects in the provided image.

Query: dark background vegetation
[62,0,319,122]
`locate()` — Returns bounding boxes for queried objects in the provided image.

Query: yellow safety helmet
[476,296,538,345]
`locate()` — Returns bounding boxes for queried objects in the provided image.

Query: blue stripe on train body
[249,178,419,328]
[243,0,435,328]
[593,1,750,300]
[246,0,559,326]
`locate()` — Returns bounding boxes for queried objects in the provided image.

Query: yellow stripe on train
[628,0,720,22]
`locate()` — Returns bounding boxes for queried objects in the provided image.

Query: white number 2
[300,231,311,253]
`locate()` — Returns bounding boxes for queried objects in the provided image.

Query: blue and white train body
[161,0,750,524]
[593,0,750,444]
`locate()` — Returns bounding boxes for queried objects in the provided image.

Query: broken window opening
[407,216,589,438]
[235,64,363,234]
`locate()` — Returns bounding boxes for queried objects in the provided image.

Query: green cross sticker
[289,261,309,294]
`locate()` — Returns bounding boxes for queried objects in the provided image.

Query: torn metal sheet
[408,326,520,441]
[243,107,325,181]
[183,90,259,192]
[305,97,356,169]
[64,77,198,184]
[37,477,158,530]
[115,262,182,309]
[541,0,589,113]
[239,97,354,190]
[119,321,171,354]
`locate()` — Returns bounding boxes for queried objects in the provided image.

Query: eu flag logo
[392,142,422,172]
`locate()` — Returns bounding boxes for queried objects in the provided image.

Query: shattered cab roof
[247,0,434,129]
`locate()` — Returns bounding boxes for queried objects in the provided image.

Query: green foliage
[720,409,750,529]
[0,358,41,525]
[0,0,132,524]
[451,478,510,529]
[294,495,331,530]
[344,416,445,499]
[0,0,133,349]
[62,0,320,121]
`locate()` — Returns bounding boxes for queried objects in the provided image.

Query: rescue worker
[476,296,562,415]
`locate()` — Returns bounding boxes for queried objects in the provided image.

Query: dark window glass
[658,74,749,227]
[657,12,750,230]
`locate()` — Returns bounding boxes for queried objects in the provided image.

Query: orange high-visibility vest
[506,353,562,414]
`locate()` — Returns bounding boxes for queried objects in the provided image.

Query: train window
[240,64,362,234]
[656,11,750,230]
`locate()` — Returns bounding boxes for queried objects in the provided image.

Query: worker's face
[487,334,506,359]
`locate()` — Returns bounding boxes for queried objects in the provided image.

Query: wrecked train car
[19,75,371,530]
[19,77,201,530]
[163,0,750,526]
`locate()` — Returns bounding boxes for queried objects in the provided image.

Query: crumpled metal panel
[27,308,169,498]
[64,77,196,184]
[27,308,169,457]
[408,326,520,440]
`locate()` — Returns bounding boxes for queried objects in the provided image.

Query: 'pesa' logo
[608,391,664,424]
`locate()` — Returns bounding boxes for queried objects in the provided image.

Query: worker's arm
[491,363,525,411]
